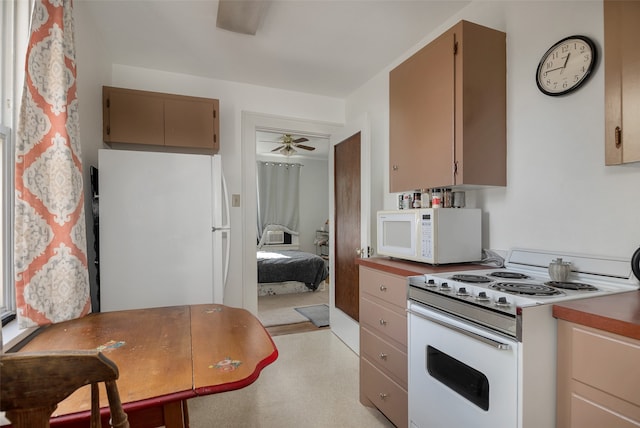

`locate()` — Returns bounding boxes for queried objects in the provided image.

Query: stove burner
[490,282,563,296]
[450,274,493,283]
[545,281,599,291]
[488,271,530,280]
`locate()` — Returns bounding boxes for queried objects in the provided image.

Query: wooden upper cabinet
[604,0,640,165]
[103,86,219,151]
[389,20,506,193]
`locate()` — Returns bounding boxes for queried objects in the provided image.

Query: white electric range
[407,248,639,428]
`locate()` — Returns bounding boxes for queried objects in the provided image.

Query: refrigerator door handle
[221,172,230,288]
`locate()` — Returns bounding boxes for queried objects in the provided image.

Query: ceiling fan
[268,134,315,156]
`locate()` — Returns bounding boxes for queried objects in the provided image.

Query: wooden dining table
[9,304,278,428]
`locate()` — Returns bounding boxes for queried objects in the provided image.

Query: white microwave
[376,208,482,264]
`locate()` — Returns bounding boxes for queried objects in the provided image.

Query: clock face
[536,36,597,96]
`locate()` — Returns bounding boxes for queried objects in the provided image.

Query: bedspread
[257,250,328,290]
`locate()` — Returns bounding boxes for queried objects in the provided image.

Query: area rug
[294,304,330,327]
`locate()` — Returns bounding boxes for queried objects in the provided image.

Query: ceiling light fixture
[216,0,269,35]
[280,146,296,156]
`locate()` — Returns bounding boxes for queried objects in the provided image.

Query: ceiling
[81,0,470,98]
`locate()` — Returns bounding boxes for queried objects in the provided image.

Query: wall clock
[536,35,597,96]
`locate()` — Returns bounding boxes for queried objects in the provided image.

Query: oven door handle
[408,308,512,350]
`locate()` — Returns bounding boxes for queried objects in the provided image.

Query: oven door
[408,301,519,428]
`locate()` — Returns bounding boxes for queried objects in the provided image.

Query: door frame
[329,113,371,354]
[241,112,342,316]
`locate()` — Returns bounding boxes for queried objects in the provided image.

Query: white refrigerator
[98,149,229,312]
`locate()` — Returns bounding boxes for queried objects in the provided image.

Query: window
[1,126,15,324]
[1,0,31,326]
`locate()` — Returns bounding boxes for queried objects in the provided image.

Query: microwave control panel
[420,214,433,260]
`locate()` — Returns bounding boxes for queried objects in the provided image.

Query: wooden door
[605,0,640,165]
[389,26,454,192]
[103,86,164,146]
[334,132,361,321]
[165,97,219,151]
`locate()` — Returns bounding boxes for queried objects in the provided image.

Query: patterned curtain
[14,0,90,328]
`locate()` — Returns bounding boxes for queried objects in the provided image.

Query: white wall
[347,1,640,261]
[74,3,344,311]
[74,2,112,310]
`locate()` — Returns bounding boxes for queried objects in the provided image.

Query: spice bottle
[412,191,421,208]
[402,193,411,210]
[443,188,452,208]
[421,189,431,208]
[431,188,442,208]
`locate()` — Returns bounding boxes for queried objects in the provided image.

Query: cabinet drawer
[572,326,640,407]
[571,392,640,428]
[360,297,407,347]
[360,266,407,308]
[361,327,407,387]
[361,358,408,428]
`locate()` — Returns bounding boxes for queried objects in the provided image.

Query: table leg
[162,401,189,428]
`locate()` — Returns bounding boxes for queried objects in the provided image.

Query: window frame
[1,126,15,325]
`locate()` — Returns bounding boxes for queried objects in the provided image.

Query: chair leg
[5,405,55,428]
[90,383,102,428]
[104,380,129,428]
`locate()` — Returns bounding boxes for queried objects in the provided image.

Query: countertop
[553,291,640,341]
[355,256,491,277]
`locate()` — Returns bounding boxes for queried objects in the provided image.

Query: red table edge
[195,347,279,395]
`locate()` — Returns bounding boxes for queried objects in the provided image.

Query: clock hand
[559,53,570,74]
[544,65,565,76]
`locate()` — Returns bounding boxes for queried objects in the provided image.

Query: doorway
[241,112,342,319]
[255,129,331,329]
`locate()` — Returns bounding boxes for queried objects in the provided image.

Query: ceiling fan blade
[292,137,309,144]
[295,144,316,151]
[271,145,285,152]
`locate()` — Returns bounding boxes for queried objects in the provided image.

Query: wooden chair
[0,350,129,428]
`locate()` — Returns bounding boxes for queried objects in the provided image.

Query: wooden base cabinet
[556,320,640,428]
[103,86,219,151]
[389,20,506,192]
[359,266,407,428]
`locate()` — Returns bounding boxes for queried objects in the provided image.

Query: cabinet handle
[379,393,389,400]
[379,319,387,326]
[392,165,398,171]
[379,284,387,292]
[378,353,388,360]
[615,126,622,148]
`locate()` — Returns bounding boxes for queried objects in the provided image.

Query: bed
[257,250,328,294]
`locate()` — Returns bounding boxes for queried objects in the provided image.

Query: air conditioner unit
[265,230,285,245]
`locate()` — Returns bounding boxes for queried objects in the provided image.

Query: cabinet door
[103,87,164,146]
[389,27,455,193]
[165,97,219,150]
[605,0,640,165]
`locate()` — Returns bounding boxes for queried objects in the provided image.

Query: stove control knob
[476,291,490,302]
[456,287,469,296]
[496,296,510,307]
[426,279,436,287]
[440,282,451,291]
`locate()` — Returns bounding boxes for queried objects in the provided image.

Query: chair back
[0,350,129,428]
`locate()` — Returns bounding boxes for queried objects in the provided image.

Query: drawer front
[361,358,408,428]
[361,327,407,387]
[571,392,640,428]
[572,326,640,407]
[360,267,407,308]
[360,297,407,347]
